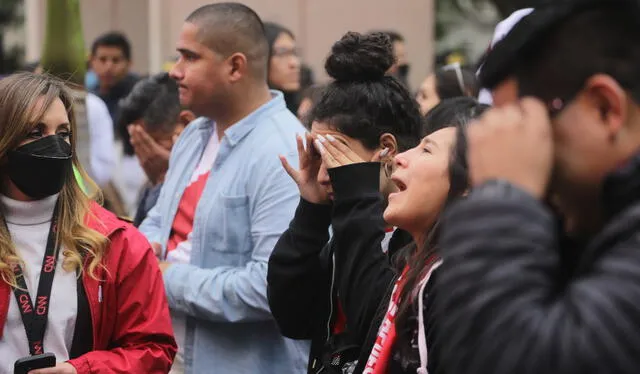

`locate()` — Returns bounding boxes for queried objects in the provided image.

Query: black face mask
[8,135,73,199]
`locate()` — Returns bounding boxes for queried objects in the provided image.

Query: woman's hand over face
[279,133,330,204]
[315,134,389,168]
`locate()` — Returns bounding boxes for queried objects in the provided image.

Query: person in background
[415,63,479,115]
[23,60,116,189]
[312,97,487,374]
[267,31,421,374]
[371,30,410,87]
[300,63,315,91]
[0,72,176,374]
[139,3,308,373]
[89,32,139,123]
[116,72,195,226]
[264,22,302,114]
[434,1,640,373]
[296,84,325,123]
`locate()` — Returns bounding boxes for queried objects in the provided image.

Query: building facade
[24,0,434,89]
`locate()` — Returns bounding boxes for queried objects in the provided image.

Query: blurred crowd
[2,1,640,374]
[20,25,481,222]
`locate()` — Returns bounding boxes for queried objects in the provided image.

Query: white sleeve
[85,93,116,187]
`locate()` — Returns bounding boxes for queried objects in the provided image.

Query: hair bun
[325,31,395,82]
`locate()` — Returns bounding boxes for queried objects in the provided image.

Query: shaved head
[186,3,269,79]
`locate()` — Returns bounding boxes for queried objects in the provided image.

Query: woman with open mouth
[315,96,488,374]
[267,31,423,374]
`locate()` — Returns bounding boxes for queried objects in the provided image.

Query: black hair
[394,97,490,354]
[298,84,326,127]
[186,3,269,79]
[300,84,325,104]
[91,32,132,60]
[264,21,295,58]
[434,65,479,100]
[309,31,421,152]
[117,73,182,156]
[300,63,315,89]
[480,0,640,104]
[371,30,405,43]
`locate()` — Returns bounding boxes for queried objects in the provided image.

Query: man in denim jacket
[139,3,309,373]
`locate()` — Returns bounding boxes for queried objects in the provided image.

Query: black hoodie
[267,165,412,374]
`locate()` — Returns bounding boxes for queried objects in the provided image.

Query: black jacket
[267,165,412,374]
[434,151,640,374]
[328,163,430,374]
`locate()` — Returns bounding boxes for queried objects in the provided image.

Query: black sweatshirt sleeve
[329,163,397,344]
[267,198,333,339]
[435,180,640,374]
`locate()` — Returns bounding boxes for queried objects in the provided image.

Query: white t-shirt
[0,194,77,372]
[86,93,116,187]
[111,140,148,217]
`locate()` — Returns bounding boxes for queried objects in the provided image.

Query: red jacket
[0,203,177,373]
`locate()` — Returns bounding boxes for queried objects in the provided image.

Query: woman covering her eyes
[267,31,423,374]
[0,72,176,374]
[313,94,488,373]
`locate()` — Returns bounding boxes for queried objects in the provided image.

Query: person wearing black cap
[434,0,640,373]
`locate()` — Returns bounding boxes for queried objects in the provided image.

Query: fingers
[129,125,147,158]
[135,126,158,155]
[305,132,320,160]
[128,124,140,146]
[466,97,553,198]
[314,138,339,168]
[371,147,390,162]
[295,134,305,158]
[129,125,159,156]
[322,134,363,164]
[279,154,301,184]
[520,97,553,134]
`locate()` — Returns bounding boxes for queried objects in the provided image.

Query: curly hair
[308,31,422,152]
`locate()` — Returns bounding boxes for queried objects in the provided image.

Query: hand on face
[128,125,170,185]
[314,134,388,168]
[279,133,330,204]
[467,98,554,199]
[29,362,77,374]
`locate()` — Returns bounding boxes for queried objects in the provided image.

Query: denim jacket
[140,91,310,373]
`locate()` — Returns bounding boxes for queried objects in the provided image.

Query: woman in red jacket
[0,72,176,373]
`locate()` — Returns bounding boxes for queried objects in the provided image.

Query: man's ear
[227,53,249,83]
[379,133,399,157]
[584,74,627,141]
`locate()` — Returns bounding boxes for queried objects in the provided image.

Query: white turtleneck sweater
[0,194,77,372]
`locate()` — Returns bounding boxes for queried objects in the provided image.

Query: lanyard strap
[9,201,60,356]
